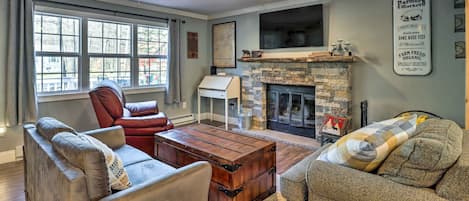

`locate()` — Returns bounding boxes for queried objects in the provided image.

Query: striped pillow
[317,114,417,172]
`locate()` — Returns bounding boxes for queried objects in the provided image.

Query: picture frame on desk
[320,114,350,136]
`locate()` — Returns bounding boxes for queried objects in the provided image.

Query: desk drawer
[199,89,226,99]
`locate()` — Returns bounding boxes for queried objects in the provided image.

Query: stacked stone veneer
[240,61,352,138]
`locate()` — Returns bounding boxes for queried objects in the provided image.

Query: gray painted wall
[207,0,465,129]
[0,0,210,152]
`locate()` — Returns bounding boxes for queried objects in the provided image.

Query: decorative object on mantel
[187,32,198,59]
[455,41,465,59]
[242,50,251,58]
[238,55,354,63]
[212,21,236,68]
[330,39,352,56]
[393,0,432,76]
[455,0,464,8]
[251,50,263,58]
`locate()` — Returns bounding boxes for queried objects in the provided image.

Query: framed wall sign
[187,32,198,59]
[393,0,432,76]
[212,21,236,68]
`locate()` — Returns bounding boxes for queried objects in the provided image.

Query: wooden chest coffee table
[155,124,276,201]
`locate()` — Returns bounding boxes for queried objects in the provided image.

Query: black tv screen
[260,5,324,49]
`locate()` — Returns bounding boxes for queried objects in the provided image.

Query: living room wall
[0,0,210,152]
[207,0,465,129]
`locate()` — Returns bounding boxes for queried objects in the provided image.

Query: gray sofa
[280,120,469,201]
[24,118,212,201]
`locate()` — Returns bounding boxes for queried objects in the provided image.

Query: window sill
[37,87,166,103]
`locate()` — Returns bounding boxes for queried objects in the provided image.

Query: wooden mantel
[237,55,355,63]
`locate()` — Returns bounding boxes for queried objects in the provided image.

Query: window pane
[43,56,61,73]
[118,40,130,54]
[42,73,62,92]
[158,42,168,55]
[149,58,159,71]
[138,42,148,55]
[89,57,103,73]
[119,58,131,72]
[42,16,60,34]
[88,21,102,37]
[35,56,43,73]
[90,73,104,89]
[34,15,42,33]
[161,58,168,71]
[63,57,78,73]
[104,58,117,72]
[148,42,158,55]
[42,34,60,52]
[103,23,117,38]
[149,28,159,41]
[118,24,130,39]
[160,30,168,42]
[88,37,102,53]
[138,27,148,41]
[62,36,79,53]
[103,39,117,53]
[63,73,78,91]
[62,18,79,35]
[160,71,167,83]
[34,34,41,51]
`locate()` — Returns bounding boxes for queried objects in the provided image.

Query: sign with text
[393,0,432,75]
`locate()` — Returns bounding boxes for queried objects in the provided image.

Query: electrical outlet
[182,101,187,109]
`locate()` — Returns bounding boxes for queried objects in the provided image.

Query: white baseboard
[198,112,238,125]
[0,146,24,165]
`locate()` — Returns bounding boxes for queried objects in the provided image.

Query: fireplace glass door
[266,84,315,138]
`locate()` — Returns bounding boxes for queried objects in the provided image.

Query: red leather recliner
[89,80,174,156]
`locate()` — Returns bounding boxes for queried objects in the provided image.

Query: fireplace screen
[267,84,315,138]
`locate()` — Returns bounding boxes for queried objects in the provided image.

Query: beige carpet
[264,192,287,201]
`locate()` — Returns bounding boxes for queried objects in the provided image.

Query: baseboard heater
[170,114,196,126]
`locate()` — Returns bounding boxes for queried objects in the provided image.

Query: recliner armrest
[82,126,126,149]
[99,161,212,201]
[114,113,168,128]
[306,160,446,201]
[125,101,159,117]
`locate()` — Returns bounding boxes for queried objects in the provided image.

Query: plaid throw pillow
[317,114,418,172]
[79,134,132,190]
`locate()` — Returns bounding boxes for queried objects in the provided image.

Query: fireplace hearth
[267,84,315,138]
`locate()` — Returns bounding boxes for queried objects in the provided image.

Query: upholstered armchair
[89,80,174,156]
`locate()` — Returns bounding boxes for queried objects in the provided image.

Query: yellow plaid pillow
[317,114,418,172]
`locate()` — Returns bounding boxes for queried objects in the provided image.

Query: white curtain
[4,0,38,126]
[165,19,182,104]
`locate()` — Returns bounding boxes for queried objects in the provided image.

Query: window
[88,20,132,89]
[34,13,80,93]
[33,9,169,95]
[137,25,168,86]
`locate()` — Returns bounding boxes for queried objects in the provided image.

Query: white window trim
[38,86,166,103]
[34,5,169,100]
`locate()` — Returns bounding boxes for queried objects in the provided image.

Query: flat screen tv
[260,5,324,49]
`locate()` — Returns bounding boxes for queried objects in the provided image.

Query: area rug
[263,192,287,201]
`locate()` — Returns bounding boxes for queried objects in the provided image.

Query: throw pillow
[80,133,132,190]
[36,117,76,141]
[378,119,463,187]
[317,114,417,172]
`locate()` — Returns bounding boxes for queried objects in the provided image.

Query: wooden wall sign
[212,21,236,68]
[187,32,198,59]
[393,0,432,76]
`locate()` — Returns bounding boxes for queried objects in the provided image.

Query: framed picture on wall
[393,0,432,76]
[187,32,198,59]
[212,21,236,68]
[456,41,465,59]
[455,0,465,8]
[455,14,465,32]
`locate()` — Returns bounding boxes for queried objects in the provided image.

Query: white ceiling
[132,0,287,15]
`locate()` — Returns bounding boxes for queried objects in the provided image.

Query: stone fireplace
[238,56,353,139]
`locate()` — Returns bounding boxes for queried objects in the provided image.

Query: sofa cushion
[51,132,110,201]
[36,117,76,141]
[114,145,153,167]
[436,132,469,200]
[378,119,463,187]
[317,115,417,172]
[124,159,176,186]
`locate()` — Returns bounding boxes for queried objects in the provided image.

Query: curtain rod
[37,0,186,23]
